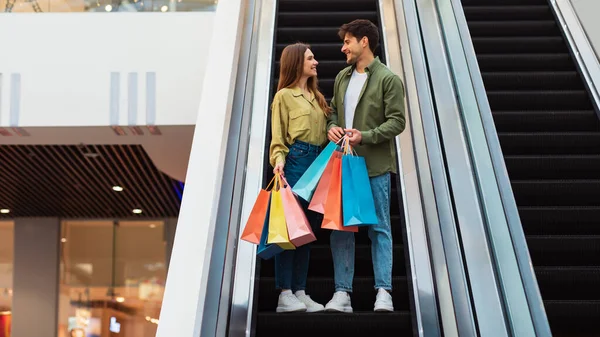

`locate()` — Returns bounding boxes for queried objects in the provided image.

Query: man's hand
[273,162,285,176]
[345,128,362,147]
[328,126,345,143]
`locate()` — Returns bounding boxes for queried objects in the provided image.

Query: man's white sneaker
[295,291,325,312]
[325,291,353,313]
[374,288,394,312]
[276,291,307,313]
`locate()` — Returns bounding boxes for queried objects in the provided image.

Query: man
[324,19,406,313]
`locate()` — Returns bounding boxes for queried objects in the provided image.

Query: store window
[0,0,216,12]
[0,221,13,337]
[58,220,167,337]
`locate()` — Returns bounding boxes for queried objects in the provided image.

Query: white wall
[571,0,600,60]
[0,12,214,128]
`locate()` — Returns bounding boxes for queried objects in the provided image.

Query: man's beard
[346,53,358,65]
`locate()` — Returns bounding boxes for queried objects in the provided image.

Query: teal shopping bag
[342,154,379,227]
[292,141,338,202]
[257,194,284,259]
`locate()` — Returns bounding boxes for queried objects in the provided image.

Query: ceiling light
[160,5,168,11]
[112,186,124,192]
[132,209,143,214]
[116,296,125,303]
[0,209,9,214]
[105,4,112,11]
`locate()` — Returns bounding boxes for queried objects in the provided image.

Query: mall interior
[1,0,600,336]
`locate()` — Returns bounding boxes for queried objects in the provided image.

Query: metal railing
[549,0,600,117]
[379,0,443,335]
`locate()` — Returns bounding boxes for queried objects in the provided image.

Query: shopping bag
[321,154,358,232]
[342,154,379,227]
[280,175,317,247]
[257,194,283,260]
[267,176,296,250]
[308,151,342,214]
[240,176,276,244]
[292,141,337,202]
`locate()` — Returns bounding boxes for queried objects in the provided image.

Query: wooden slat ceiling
[0,144,183,218]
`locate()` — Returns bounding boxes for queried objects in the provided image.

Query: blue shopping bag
[257,194,284,260]
[292,141,338,202]
[342,154,379,227]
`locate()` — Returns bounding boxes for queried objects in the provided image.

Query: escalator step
[487,91,592,111]
[498,132,600,155]
[278,11,378,27]
[536,267,600,300]
[527,235,600,266]
[467,21,560,37]
[278,27,350,43]
[492,111,600,132]
[471,37,568,54]
[278,0,377,12]
[511,180,600,206]
[504,155,600,179]
[276,43,344,60]
[256,312,412,337]
[260,244,406,278]
[477,54,575,72]
[257,276,409,311]
[544,300,600,336]
[463,5,553,21]
[461,0,547,5]
[519,206,600,236]
[482,71,583,90]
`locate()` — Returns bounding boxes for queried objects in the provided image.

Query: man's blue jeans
[274,141,322,291]
[330,172,392,292]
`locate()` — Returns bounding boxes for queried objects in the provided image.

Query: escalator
[462,0,600,336]
[255,0,414,336]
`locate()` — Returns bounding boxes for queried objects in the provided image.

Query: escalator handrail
[227,0,277,336]
[448,0,553,336]
[378,1,444,336]
[549,0,600,117]
[397,0,484,335]
[415,0,514,335]
[436,1,539,336]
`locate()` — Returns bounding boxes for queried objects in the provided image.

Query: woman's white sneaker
[374,288,394,312]
[325,291,353,313]
[295,291,325,312]
[276,291,307,313]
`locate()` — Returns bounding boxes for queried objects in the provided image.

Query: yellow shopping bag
[267,174,296,250]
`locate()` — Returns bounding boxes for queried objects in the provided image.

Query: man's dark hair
[338,19,380,53]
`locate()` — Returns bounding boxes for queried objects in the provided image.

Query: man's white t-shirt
[344,69,368,129]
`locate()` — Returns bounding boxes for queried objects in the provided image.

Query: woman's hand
[273,162,285,176]
[328,126,345,143]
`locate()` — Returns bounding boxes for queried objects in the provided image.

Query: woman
[269,43,330,313]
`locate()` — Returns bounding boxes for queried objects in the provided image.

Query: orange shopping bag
[321,154,358,232]
[280,174,317,247]
[309,151,341,214]
[240,176,275,244]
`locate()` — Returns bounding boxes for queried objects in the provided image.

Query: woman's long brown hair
[277,43,331,115]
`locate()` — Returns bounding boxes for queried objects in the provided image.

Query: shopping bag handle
[265,175,277,191]
[279,173,290,188]
[340,135,358,156]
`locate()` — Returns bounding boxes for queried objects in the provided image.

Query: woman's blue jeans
[274,140,322,291]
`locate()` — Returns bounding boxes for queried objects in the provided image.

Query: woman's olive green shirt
[269,87,328,168]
